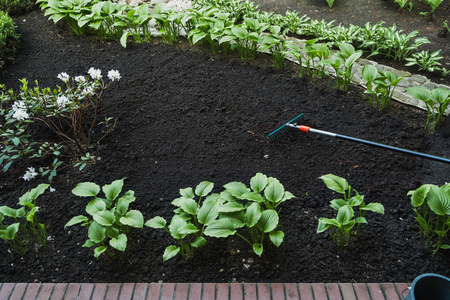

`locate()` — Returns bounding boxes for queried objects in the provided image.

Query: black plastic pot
[404,273,450,300]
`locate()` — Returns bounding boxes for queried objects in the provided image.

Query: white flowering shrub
[0,68,120,182]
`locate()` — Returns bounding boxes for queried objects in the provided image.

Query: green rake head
[268,114,303,142]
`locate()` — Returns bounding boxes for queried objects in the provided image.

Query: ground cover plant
[0,0,449,284]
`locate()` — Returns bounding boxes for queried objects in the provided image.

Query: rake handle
[298,125,450,164]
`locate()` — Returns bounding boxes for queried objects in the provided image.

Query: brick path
[0,282,410,299]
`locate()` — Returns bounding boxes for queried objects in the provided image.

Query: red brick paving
[0,282,411,299]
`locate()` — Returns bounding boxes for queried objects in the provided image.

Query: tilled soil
[0,10,449,283]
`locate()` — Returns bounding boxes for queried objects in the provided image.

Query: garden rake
[268,114,450,164]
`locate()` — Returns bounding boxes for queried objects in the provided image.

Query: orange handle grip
[299,125,311,132]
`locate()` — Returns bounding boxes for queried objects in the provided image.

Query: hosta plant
[260,25,292,68]
[0,184,49,255]
[407,86,450,130]
[65,179,144,258]
[362,65,405,110]
[317,174,384,248]
[405,50,443,72]
[147,173,296,261]
[408,183,450,254]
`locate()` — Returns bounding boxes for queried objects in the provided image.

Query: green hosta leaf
[280,191,296,203]
[253,243,263,257]
[219,201,245,212]
[118,190,135,204]
[330,199,348,210]
[441,244,450,250]
[362,65,378,82]
[191,236,206,248]
[0,206,26,218]
[409,184,433,207]
[65,215,89,228]
[110,234,127,252]
[102,178,125,201]
[178,197,199,215]
[115,198,129,216]
[345,51,362,68]
[19,184,49,205]
[431,88,450,104]
[82,239,96,248]
[145,216,166,229]
[106,226,119,239]
[319,174,349,195]
[317,218,340,232]
[348,194,364,207]
[427,186,450,216]
[204,193,222,203]
[231,26,248,39]
[250,173,268,193]
[355,217,368,224]
[219,211,245,228]
[5,223,20,240]
[407,86,431,102]
[240,192,264,202]
[72,182,100,197]
[204,218,236,238]
[264,182,285,203]
[197,201,219,225]
[179,187,194,199]
[245,202,262,227]
[120,31,129,48]
[168,216,187,239]
[93,210,116,227]
[269,230,284,247]
[94,246,107,258]
[195,181,214,197]
[257,210,279,233]
[224,182,249,198]
[120,210,144,228]
[88,221,106,243]
[361,203,385,214]
[163,245,180,262]
[86,199,107,216]
[26,206,38,222]
[339,43,355,57]
[220,190,237,202]
[336,205,354,225]
[179,223,199,235]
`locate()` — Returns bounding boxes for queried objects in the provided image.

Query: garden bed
[0,8,449,283]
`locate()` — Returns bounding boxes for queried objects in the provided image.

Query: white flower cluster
[22,167,38,181]
[12,100,29,121]
[107,69,121,81]
[74,75,86,83]
[88,67,102,80]
[56,95,71,108]
[57,72,70,83]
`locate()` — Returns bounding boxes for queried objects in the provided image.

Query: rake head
[268,114,303,142]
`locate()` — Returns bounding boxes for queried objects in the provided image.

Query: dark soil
[1,5,450,283]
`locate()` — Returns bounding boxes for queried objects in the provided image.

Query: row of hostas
[2,173,449,259]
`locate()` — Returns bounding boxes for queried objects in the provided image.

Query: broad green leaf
[204,193,222,203]
[197,201,219,225]
[339,43,355,57]
[106,226,119,239]
[26,206,38,222]
[192,32,206,44]
[82,239,96,248]
[145,216,166,229]
[219,201,244,212]
[240,192,264,202]
[19,183,49,205]
[191,236,206,248]
[93,210,116,227]
[355,217,368,224]
[407,86,431,102]
[427,186,450,216]
[361,203,385,214]
[336,205,354,225]
[0,206,26,218]
[88,221,106,243]
[178,197,199,215]
[269,230,284,247]
[179,187,194,199]
[280,191,296,203]
[163,245,180,262]
[204,218,236,238]
[431,88,450,104]
[219,211,245,228]
[348,194,364,207]
[264,182,285,203]
[110,233,127,252]
[253,243,263,257]
[120,210,144,228]
[120,31,129,48]
[257,210,279,233]
[219,190,236,202]
[441,244,450,249]
[250,173,267,193]
[179,223,199,235]
[72,182,100,197]
[345,52,362,68]
[102,178,125,201]
[231,26,248,39]
[65,215,89,228]
[409,184,433,207]
[94,246,107,258]
[330,199,348,210]
[245,202,262,227]
[168,216,187,239]
[317,219,332,233]
[5,223,20,239]
[224,182,249,198]
[115,198,129,216]
[195,181,214,197]
[362,65,378,82]
[86,199,107,216]
[319,174,349,194]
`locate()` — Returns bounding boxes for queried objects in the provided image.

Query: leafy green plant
[405,50,443,72]
[147,173,295,261]
[151,3,189,45]
[357,21,386,54]
[408,183,450,254]
[362,65,405,110]
[325,0,335,8]
[328,24,361,45]
[421,0,444,13]
[320,43,362,91]
[120,3,152,46]
[0,0,38,16]
[260,25,292,68]
[394,0,410,10]
[407,86,450,130]
[89,0,128,40]
[317,174,384,248]
[0,184,50,255]
[303,39,330,81]
[65,179,144,258]
[0,11,20,71]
